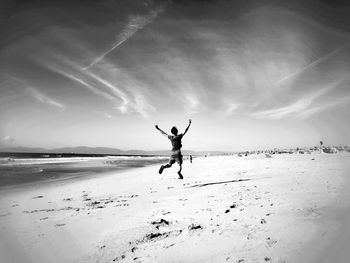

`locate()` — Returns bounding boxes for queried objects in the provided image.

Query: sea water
[0,155,168,187]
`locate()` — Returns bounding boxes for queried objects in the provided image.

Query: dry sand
[0,153,349,263]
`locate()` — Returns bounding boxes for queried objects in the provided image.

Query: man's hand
[155,125,159,129]
[189,119,192,124]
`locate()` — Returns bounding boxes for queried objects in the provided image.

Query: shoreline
[0,155,170,189]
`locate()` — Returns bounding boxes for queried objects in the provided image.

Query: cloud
[2,135,15,142]
[224,103,240,115]
[84,71,130,107]
[104,113,113,119]
[296,96,350,119]
[251,81,340,119]
[41,52,157,119]
[3,74,66,110]
[85,6,165,69]
[54,69,116,102]
[183,94,199,114]
[133,92,156,119]
[28,87,66,109]
[275,47,343,85]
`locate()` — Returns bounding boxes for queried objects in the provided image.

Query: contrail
[29,87,66,109]
[4,74,66,109]
[59,71,116,101]
[275,47,343,85]
[84,7,164,70]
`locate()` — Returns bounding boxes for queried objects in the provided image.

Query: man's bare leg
[177,163,183,179]
[159,161,174,174]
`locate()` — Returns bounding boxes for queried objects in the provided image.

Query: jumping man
[155,119,192,179]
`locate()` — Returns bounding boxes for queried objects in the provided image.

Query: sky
[0,0,350,151]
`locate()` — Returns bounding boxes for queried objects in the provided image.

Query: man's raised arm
[155,125,169,137]
[182,119,192,136]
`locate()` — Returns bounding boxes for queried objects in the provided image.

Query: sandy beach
[1,153,350,263]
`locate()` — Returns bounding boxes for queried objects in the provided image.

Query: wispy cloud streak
[4,74,66,109]
[251,82,340,119]
[85,7,164,69]
[275,47,343,85]
[54,69,116,101]
[29,87,66,109]
[296,96,350,119]
[85,71,130,108]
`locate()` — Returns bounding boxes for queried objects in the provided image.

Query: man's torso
[168,134,183,151]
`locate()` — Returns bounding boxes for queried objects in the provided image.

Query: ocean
[0,153,169,187]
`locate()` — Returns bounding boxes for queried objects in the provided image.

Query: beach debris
[115,203,129,207]
[112,255,125,261]
[264,257,271,261]
[23,206,78,214]
[86,201,106,209]
[40,217,49,221]
[131,247,137,253]
[230,204,237,208]
[54,223,66,227]
[162,211,171,215]
[144,232,165,240]
[151,218,170,229]
[238,259,245,263]
[63,198,72,201]
[225,209,230,213]
[23,209,55,213]
[188,224,203,231]
[265,154,272,158]
[261,219,267,224]
[164,243,175,249]
[323,147,338,154]
[32,195,44,199]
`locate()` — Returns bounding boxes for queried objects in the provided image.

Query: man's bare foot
[178,171,183,179]
[159,165,164,174]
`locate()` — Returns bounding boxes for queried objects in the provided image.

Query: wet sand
[0,153,349,263]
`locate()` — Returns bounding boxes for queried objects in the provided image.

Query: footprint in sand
[266,237,277,247]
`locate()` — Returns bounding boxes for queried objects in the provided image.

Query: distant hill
[0,146,208,156]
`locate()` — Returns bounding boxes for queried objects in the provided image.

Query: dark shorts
[170,150,183,164]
